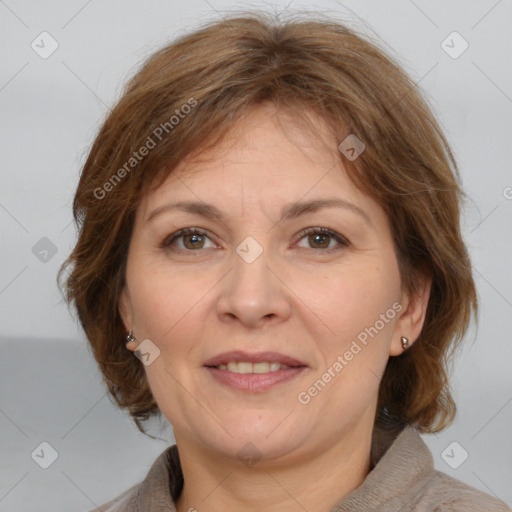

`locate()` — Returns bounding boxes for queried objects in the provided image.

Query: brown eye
[296,227,349,251]
[161,228,215,252]
[183,232,205,249]
[308,232,330,249]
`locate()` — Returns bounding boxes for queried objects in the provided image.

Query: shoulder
[368,424,510,511]
[416,470,511,511]
[85,444,178,512]
[87,483,139,512]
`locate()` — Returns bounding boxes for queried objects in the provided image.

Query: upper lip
[204,350,308,367]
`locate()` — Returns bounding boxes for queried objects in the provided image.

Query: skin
[119,102,431,512]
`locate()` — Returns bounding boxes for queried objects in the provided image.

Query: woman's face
[120,103,429,464]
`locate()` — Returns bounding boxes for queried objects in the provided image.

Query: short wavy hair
[58,11,477,436]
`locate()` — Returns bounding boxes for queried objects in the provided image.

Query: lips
[203,350,308,368]
[203,350,309,391]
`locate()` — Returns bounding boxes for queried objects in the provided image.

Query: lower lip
[205,366,307,391]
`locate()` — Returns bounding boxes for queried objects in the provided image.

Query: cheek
[297,264,401,409]
[128,259,213,341]
[292,262,401,344]
[292,263,401,409]
[127,264,215,402]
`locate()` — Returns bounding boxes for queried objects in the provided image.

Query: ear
[389,270,432,356]
[119,287,138,352]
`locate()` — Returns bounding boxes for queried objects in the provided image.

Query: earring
[400,336,409,350]
[126,331,135,344]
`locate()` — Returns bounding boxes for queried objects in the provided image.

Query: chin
[211,421,308,461]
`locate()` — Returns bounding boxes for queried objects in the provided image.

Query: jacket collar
[331,425,436,511]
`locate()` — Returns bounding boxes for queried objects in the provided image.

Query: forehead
[138,103,369,216]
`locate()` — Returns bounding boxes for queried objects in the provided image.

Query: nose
[216,243,292,329]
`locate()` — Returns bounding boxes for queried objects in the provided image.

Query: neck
[174,420,374,512]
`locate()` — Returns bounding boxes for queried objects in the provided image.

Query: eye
[295,227,349,251]
[161,227,349,254]
[161,228,216,252]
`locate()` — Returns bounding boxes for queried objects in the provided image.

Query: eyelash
[160,227,349,254]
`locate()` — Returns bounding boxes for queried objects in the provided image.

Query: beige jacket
[89,425,510,511]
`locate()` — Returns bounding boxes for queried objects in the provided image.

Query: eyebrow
[145,197,372,226]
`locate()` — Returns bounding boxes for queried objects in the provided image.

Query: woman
[58,11,510,512]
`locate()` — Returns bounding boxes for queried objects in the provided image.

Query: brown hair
[58,11,477,435]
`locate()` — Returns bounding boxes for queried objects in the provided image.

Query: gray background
[1,0,511,510]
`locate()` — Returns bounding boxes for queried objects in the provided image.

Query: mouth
[203,350,308,391]
[210,361,298,373]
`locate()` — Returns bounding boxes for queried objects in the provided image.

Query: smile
[213,361,294,373]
